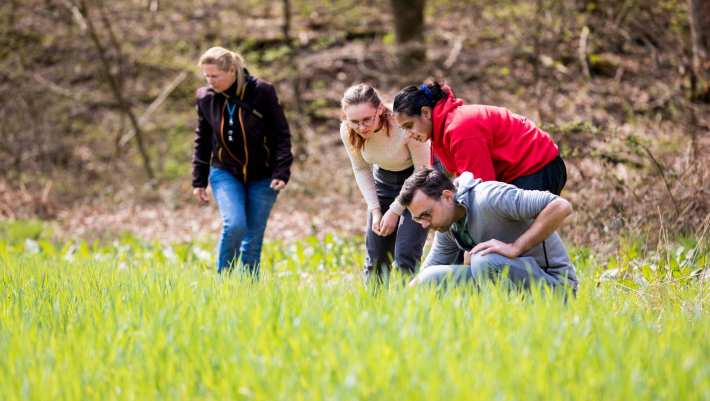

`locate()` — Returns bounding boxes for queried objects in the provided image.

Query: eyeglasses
[346,113,378,129]
[412,207,433,224]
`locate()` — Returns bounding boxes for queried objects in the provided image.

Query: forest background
[1,0,708,257]
[2,3,709,399]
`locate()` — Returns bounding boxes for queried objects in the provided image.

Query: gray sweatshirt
[422,173,578,285]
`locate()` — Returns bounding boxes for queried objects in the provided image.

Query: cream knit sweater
[340,118,430,215]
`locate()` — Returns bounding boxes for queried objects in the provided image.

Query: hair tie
[419,84,433,100]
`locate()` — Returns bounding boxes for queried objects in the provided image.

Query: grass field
[0,228,708,401]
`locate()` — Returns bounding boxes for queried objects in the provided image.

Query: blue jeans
[414,253,575,292]
[209,167,278,275]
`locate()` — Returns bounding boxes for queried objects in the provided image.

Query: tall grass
[0,233,707,401]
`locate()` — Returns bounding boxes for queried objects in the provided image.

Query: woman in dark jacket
[192,46,293,275]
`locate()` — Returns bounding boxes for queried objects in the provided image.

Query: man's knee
[470,254,544,288]
[469,253,508,275]
[412,266,452,286]
[411,265,472,287]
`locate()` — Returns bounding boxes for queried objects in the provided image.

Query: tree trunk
[688,0,710,101]
[282,0,307,161]
[281,0,291,43]
[390,0,426,68]
[72,0,155,180]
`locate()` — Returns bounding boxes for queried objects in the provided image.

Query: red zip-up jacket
[431,86,559,182]
[192,72,293,188]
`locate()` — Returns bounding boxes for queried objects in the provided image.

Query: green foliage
[600,236,709,288]
[381,32,396,46]
[260,45,292,64]
[0,235,707,400]
[0,219,51,244]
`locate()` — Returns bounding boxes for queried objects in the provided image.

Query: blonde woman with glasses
[340,83,430,286]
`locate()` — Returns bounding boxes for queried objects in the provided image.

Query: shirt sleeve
[264,84,294,183]
[422,231,460,268]
[483,182,559,221]
[339,123,380,211]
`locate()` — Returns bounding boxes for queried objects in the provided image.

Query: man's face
[394,107,433,142]
[408,189,457,232]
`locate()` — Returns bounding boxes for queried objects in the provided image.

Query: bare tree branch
[119,71,189,148]
[443,34,464,70]
[32,73,83,101]
[579,25,591,80]
[65,0,155,180]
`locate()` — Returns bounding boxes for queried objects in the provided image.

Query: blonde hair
[340,83,391,151]
[198,46,246,94]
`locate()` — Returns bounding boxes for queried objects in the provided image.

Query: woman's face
[201,63,236,93]
[343,103,382,139]
[394,107,433,142]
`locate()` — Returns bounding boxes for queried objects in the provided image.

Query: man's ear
[420,106,432,120]
[441,189,454,203]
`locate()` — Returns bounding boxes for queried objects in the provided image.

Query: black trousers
[511,155,567,195]
[364,166,428,286]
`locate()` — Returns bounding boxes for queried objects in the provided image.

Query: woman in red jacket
[392,82,566,195]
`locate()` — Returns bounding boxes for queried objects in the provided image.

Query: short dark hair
[393,82,448,116]
[397,168,456,207]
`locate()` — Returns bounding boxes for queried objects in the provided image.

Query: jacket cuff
[272,173,290,184]
[192,170,209,188]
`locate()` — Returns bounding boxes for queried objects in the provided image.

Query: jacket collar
[450,172,481,235]
[222,68,255,99]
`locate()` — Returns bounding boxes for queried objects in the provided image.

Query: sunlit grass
[0,231,707,401]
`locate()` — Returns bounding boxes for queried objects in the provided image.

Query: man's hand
[193,187,210,204]
[463,249,473,265]
[270,179,286,191]
[377,209,400,236]
[470,239,522,259]
[371,208,383,235]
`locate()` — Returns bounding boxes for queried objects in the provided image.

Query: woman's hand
[270,179,286,191]
[193,187,210,204]
[371,208,383,235]
[377,209,400,236]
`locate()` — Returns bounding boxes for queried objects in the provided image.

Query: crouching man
[398,169,578,292]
